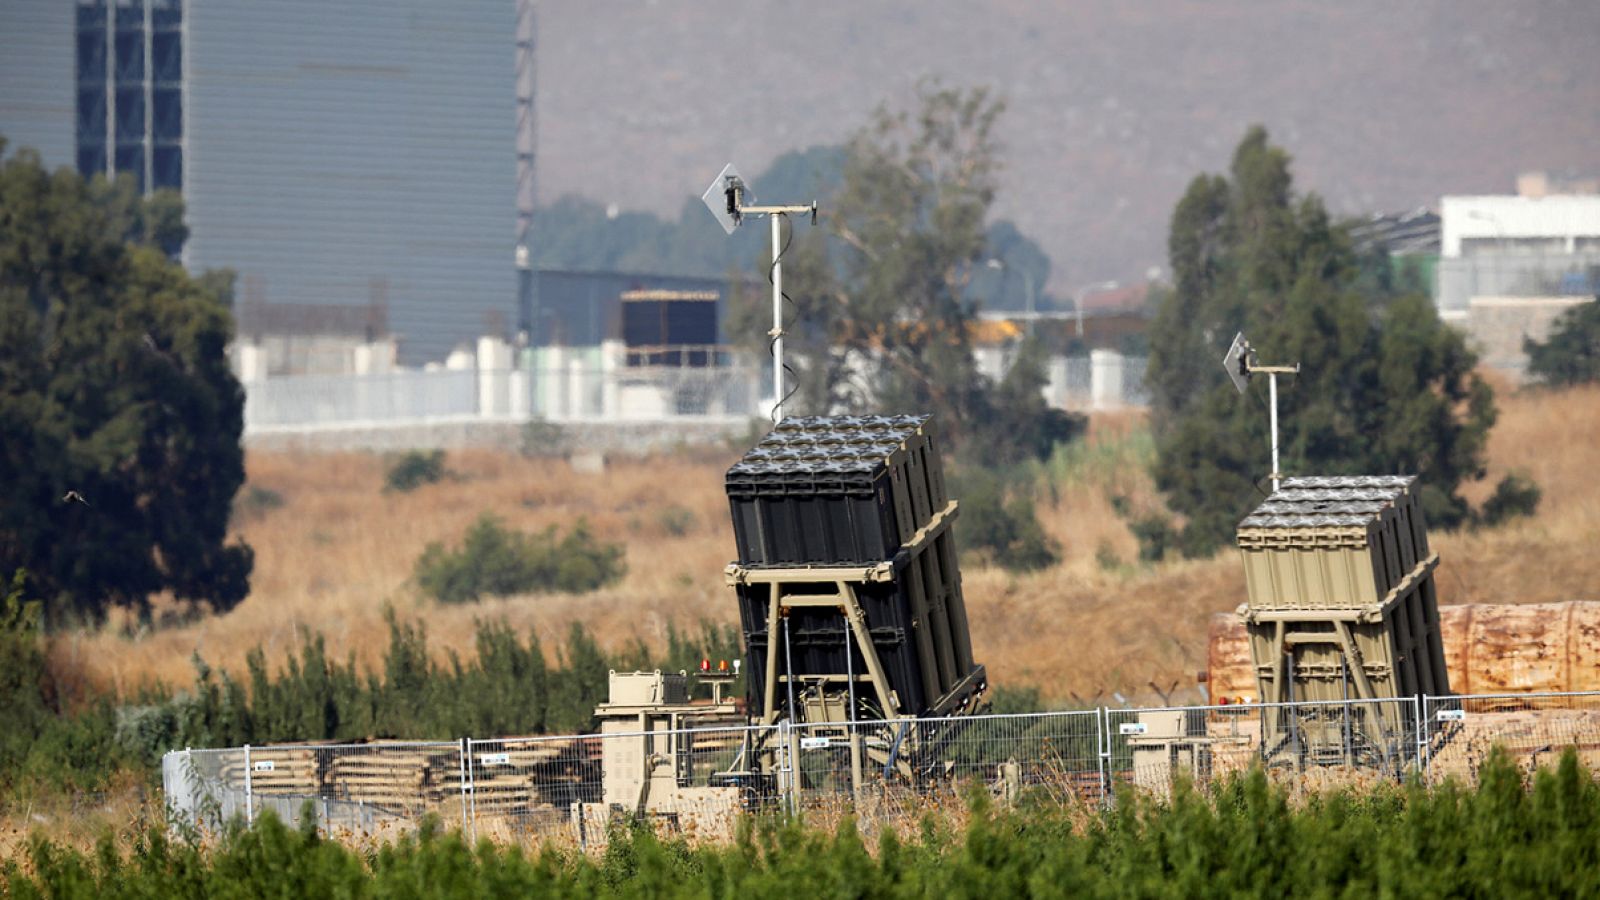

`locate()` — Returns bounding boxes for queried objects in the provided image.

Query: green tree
[1524,297,1600,386]
[0,572,51,778]
[0,139,251,624]
[1146,127,1507,555]
[729,84,1080,464]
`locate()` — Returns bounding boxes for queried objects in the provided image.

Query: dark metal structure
[724,415,986,727]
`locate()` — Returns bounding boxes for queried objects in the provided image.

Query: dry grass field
[51,383,1600,709]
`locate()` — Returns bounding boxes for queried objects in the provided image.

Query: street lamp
[985,258,1036,337]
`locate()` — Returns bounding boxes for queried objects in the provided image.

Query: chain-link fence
[163,741,463,839]
[165,691,1600,845]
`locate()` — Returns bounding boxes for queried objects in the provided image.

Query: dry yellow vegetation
[53,383,1600,709]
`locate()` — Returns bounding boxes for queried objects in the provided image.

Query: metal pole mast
[701,163,815,424]
[1251,363,1297,492]
[1223,332,1297,494]
[1269,372,1280,493]
[772,213,784,419]
[738,204,815,421]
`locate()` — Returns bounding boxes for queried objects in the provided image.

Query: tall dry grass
[53,383,1600,708]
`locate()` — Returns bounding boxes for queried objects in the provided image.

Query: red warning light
[700,657,710,672]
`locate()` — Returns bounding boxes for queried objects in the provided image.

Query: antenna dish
[701,163,753,235]
[1222,331,1254,395]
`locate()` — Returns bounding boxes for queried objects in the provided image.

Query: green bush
[414,514,626,603]
[520,419,570,458]
[1525,296,1600,386]
[1478,471,1542,528]
[953,470,1060,573]
[1130,514,1178,563]
[655,504,697,537]
[233,485,286,521]
[383,449,447,493]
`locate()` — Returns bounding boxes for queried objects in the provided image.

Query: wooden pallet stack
[454,737,603,816]
[218,747,323,797]
[1428,708,1600,779]
[214,737,606,818]
[321,745,459,813]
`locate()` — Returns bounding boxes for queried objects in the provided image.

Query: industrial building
[1437,179,1600,379]
[0,0,519,365]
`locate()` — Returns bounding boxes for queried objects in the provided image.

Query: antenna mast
[702,164,818,422]
[1223,333,1300,493]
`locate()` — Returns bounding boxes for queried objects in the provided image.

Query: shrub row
[7,751,1600,897]
[1,579,739,803]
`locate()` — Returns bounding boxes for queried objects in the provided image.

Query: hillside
[537,0,1600,290]
[53,382,1600,709]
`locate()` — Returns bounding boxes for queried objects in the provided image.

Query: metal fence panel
[164,742,461,838]
[162,691,1600,844]
[1423,691,1600,785]
[1105,697,1422,798]
[165,748,249,832]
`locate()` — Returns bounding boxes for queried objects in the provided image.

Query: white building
[1437,193,1600,314]
[1437,189,1600,380]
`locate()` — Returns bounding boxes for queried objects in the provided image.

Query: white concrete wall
[476,336,513,417]
[1090,349,1126,411]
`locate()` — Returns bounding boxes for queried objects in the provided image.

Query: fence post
[1097,707,1112,809]
[1427,695,1440,778]
[777,719,795,817]
[242,744,254,826]
[458,738,470,838]
[465,738,478,845]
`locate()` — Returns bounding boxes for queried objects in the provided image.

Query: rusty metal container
[1438,602,1600,694]
[1206,612,1258,703]
[1210,602,1600,698]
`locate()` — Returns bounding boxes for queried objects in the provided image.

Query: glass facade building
[2,0,516,364]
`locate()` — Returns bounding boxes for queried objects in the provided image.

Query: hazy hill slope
[538,0,1600,289]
